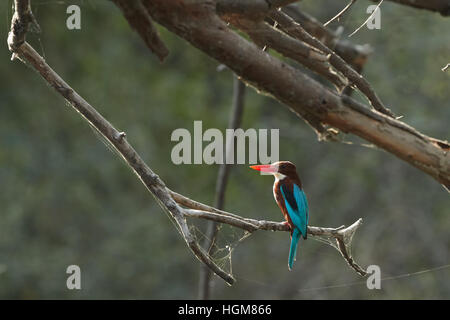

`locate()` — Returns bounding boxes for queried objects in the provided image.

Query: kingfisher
[250,161,309,270]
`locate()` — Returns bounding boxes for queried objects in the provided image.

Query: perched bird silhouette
[250,161,309,270]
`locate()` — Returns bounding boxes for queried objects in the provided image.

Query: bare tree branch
[228,18,348,91]
[281,5,373,73]
[219,2,393,116]
[269,9,395,118]
[112,0,169,61]
[170,181,369,276]
[9,38,367,281]
[180,198,367,276]
[219,1,375,102]
[10,40,235,285]
[7,0,449,286]
[142,0,450,189]
[280,5,372,96]
[7,0,40,53]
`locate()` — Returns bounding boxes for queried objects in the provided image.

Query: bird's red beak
[249,164,278,173]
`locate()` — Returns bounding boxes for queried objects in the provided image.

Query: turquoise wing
[280,184,309,239]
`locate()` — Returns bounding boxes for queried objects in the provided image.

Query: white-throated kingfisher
[250,161,309,270]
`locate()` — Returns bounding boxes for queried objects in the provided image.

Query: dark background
[0,0,449,299]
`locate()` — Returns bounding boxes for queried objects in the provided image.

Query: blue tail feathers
[288,228,301,270]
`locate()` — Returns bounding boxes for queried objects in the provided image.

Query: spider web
[188,220,252,276]
[310,225,358,257]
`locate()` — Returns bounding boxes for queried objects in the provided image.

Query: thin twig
[324,0,357,26]
[270,9,395,118]
[280,5,373,98]
[225,18,348,91]
[12,41,234,285]
[281,5,373,72]
[348,0,384,38]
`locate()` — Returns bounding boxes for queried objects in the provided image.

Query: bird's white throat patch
[273,172,287,181]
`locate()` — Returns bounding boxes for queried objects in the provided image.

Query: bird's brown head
[250,161,299,182]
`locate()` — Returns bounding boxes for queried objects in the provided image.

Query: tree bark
[142,0,450,189]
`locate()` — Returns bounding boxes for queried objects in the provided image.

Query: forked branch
[10,40,367,282]
[143,0,450,190]
[7,0,40,52]
[8,0,448,286]
[172,190,367,275]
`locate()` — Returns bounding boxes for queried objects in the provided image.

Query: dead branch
[279,5,372,96]
[9,38,367,281]
[7,0,40,53]
[219,2,394,116]
[6,0,368,281]
[10,40,235,284]
[181,199,367,276]
[7,0,449,286]
[270,9,394,117]
[228,18,347,91]
[281,5,373,73]
[142,0,450,190]
[112,0,168,61]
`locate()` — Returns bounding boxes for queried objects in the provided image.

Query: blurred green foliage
[0,0,449,299]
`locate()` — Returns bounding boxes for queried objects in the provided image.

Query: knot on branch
[114,131,127,141]
[8,1,40,53]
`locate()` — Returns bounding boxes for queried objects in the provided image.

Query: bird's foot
[282,221,292,230]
